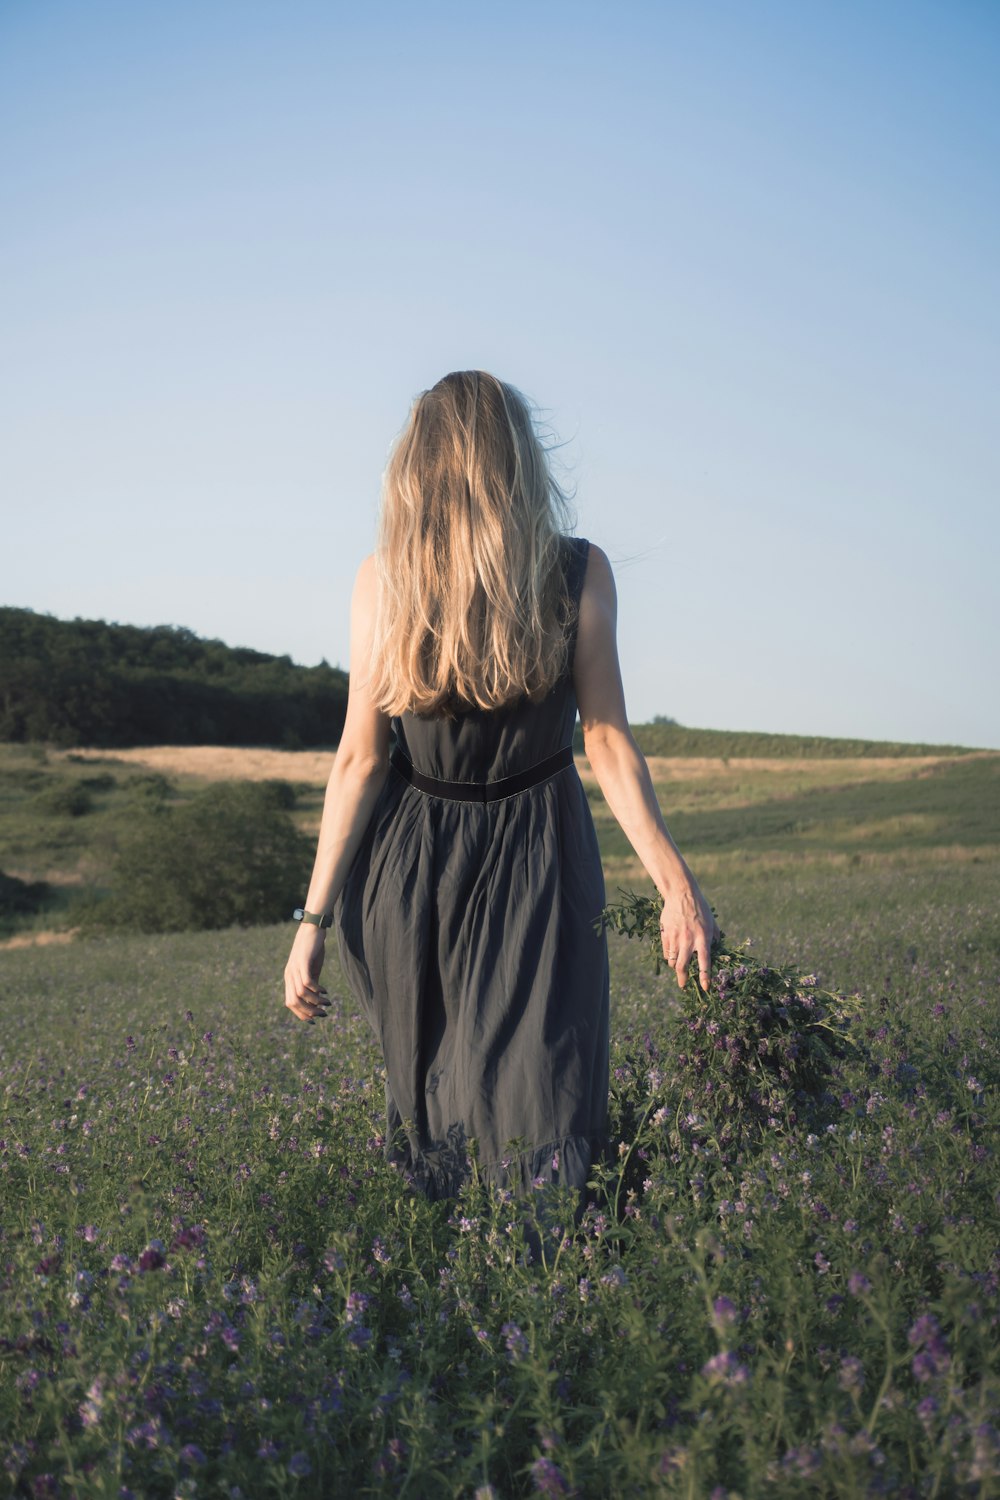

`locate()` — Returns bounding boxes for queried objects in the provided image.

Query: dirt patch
[0,928,79,951]
[60,746,335,786]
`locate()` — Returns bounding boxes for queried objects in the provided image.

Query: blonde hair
[370,371,574,716]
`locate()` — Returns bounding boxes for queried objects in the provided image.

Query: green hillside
[619,723,980,759]
[2,605,982,758]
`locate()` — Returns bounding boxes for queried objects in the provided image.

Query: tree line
[0,607,349,748]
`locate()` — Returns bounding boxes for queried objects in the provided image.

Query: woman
[284,371,718,1205]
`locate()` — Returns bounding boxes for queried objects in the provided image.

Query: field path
[61,744,979,788]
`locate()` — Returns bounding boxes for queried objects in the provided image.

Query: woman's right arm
[284,554,391,1022]
[572,543,720,991]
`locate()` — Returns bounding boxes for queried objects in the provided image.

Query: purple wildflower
[917,1396,939,1424]
[373,1439,408,1478]
[171,1224,206,1251]
[138,1240,166,1272]
[701,1351,750,1386]
[711,1296,738,1331]
[78,1378,104,1429]
[502,1322,530,1363]
[344,1290,370,1324]
[531,1457,571,1496]
[125,1416,171,1450]
[910,1351,937,1382]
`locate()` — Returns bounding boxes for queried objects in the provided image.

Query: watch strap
[293,907,333,929]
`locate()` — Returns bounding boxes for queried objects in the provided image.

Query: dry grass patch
[578,754,965,784]
[60,745,334,786]
[0,928,79,951]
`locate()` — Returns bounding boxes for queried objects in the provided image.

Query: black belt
[390,742,574,803]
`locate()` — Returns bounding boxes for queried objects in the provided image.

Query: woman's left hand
[659,880,720,993]
[284,925,331,1024]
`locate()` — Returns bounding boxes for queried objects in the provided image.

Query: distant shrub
[34,781,93,817]
[124,771,175,803]
[260,778,297,810]
[85,781,311,933]
[0,869,50,920]
[79,772,117,793]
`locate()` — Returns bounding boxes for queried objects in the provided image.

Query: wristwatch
[292,908,333,929]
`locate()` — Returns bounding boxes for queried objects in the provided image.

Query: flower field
[1,750,998,1497]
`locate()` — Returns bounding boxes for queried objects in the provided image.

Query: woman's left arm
[284,555,390,1023]
[573,543,720,991]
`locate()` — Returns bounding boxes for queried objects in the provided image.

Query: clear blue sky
[2,0,998,747]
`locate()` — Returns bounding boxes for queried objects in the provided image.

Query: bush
[86,782,312,933]
[125,771,175,804]
[0,869,50,921]
[34,781,93,817]
[79,772,117,793]
[260,777,297,810]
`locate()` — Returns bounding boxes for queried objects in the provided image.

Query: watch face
[293,908,305,921]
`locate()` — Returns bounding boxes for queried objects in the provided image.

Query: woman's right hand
[284,925,331,1024]
[658,878,720,992]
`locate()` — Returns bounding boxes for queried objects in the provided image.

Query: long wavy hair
[369,371,575,716]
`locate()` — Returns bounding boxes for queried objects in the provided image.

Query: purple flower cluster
[501,1321,530,1364]
[531,1456,571,1496]
[137,1240,167,1273]
[908,1312,951,1383]
[701,1351,750,1387]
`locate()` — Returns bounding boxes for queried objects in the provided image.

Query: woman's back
[336,534,609,1201]
[392,536,588,784]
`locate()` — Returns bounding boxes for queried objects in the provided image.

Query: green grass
[623,724,986,759]
[1,742,998,1495]
[1,881,997,1496]
[5,743,999,941]
[588,753,1000,878]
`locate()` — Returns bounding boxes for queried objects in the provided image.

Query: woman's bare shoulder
[353,552,378,602]
[580,541,617,609]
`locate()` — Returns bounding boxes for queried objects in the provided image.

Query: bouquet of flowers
[599,890,864,1150]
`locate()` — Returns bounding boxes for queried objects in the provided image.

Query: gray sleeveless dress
[335,537,610,1200]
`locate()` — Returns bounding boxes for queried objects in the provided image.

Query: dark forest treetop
[0,606,348,748]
